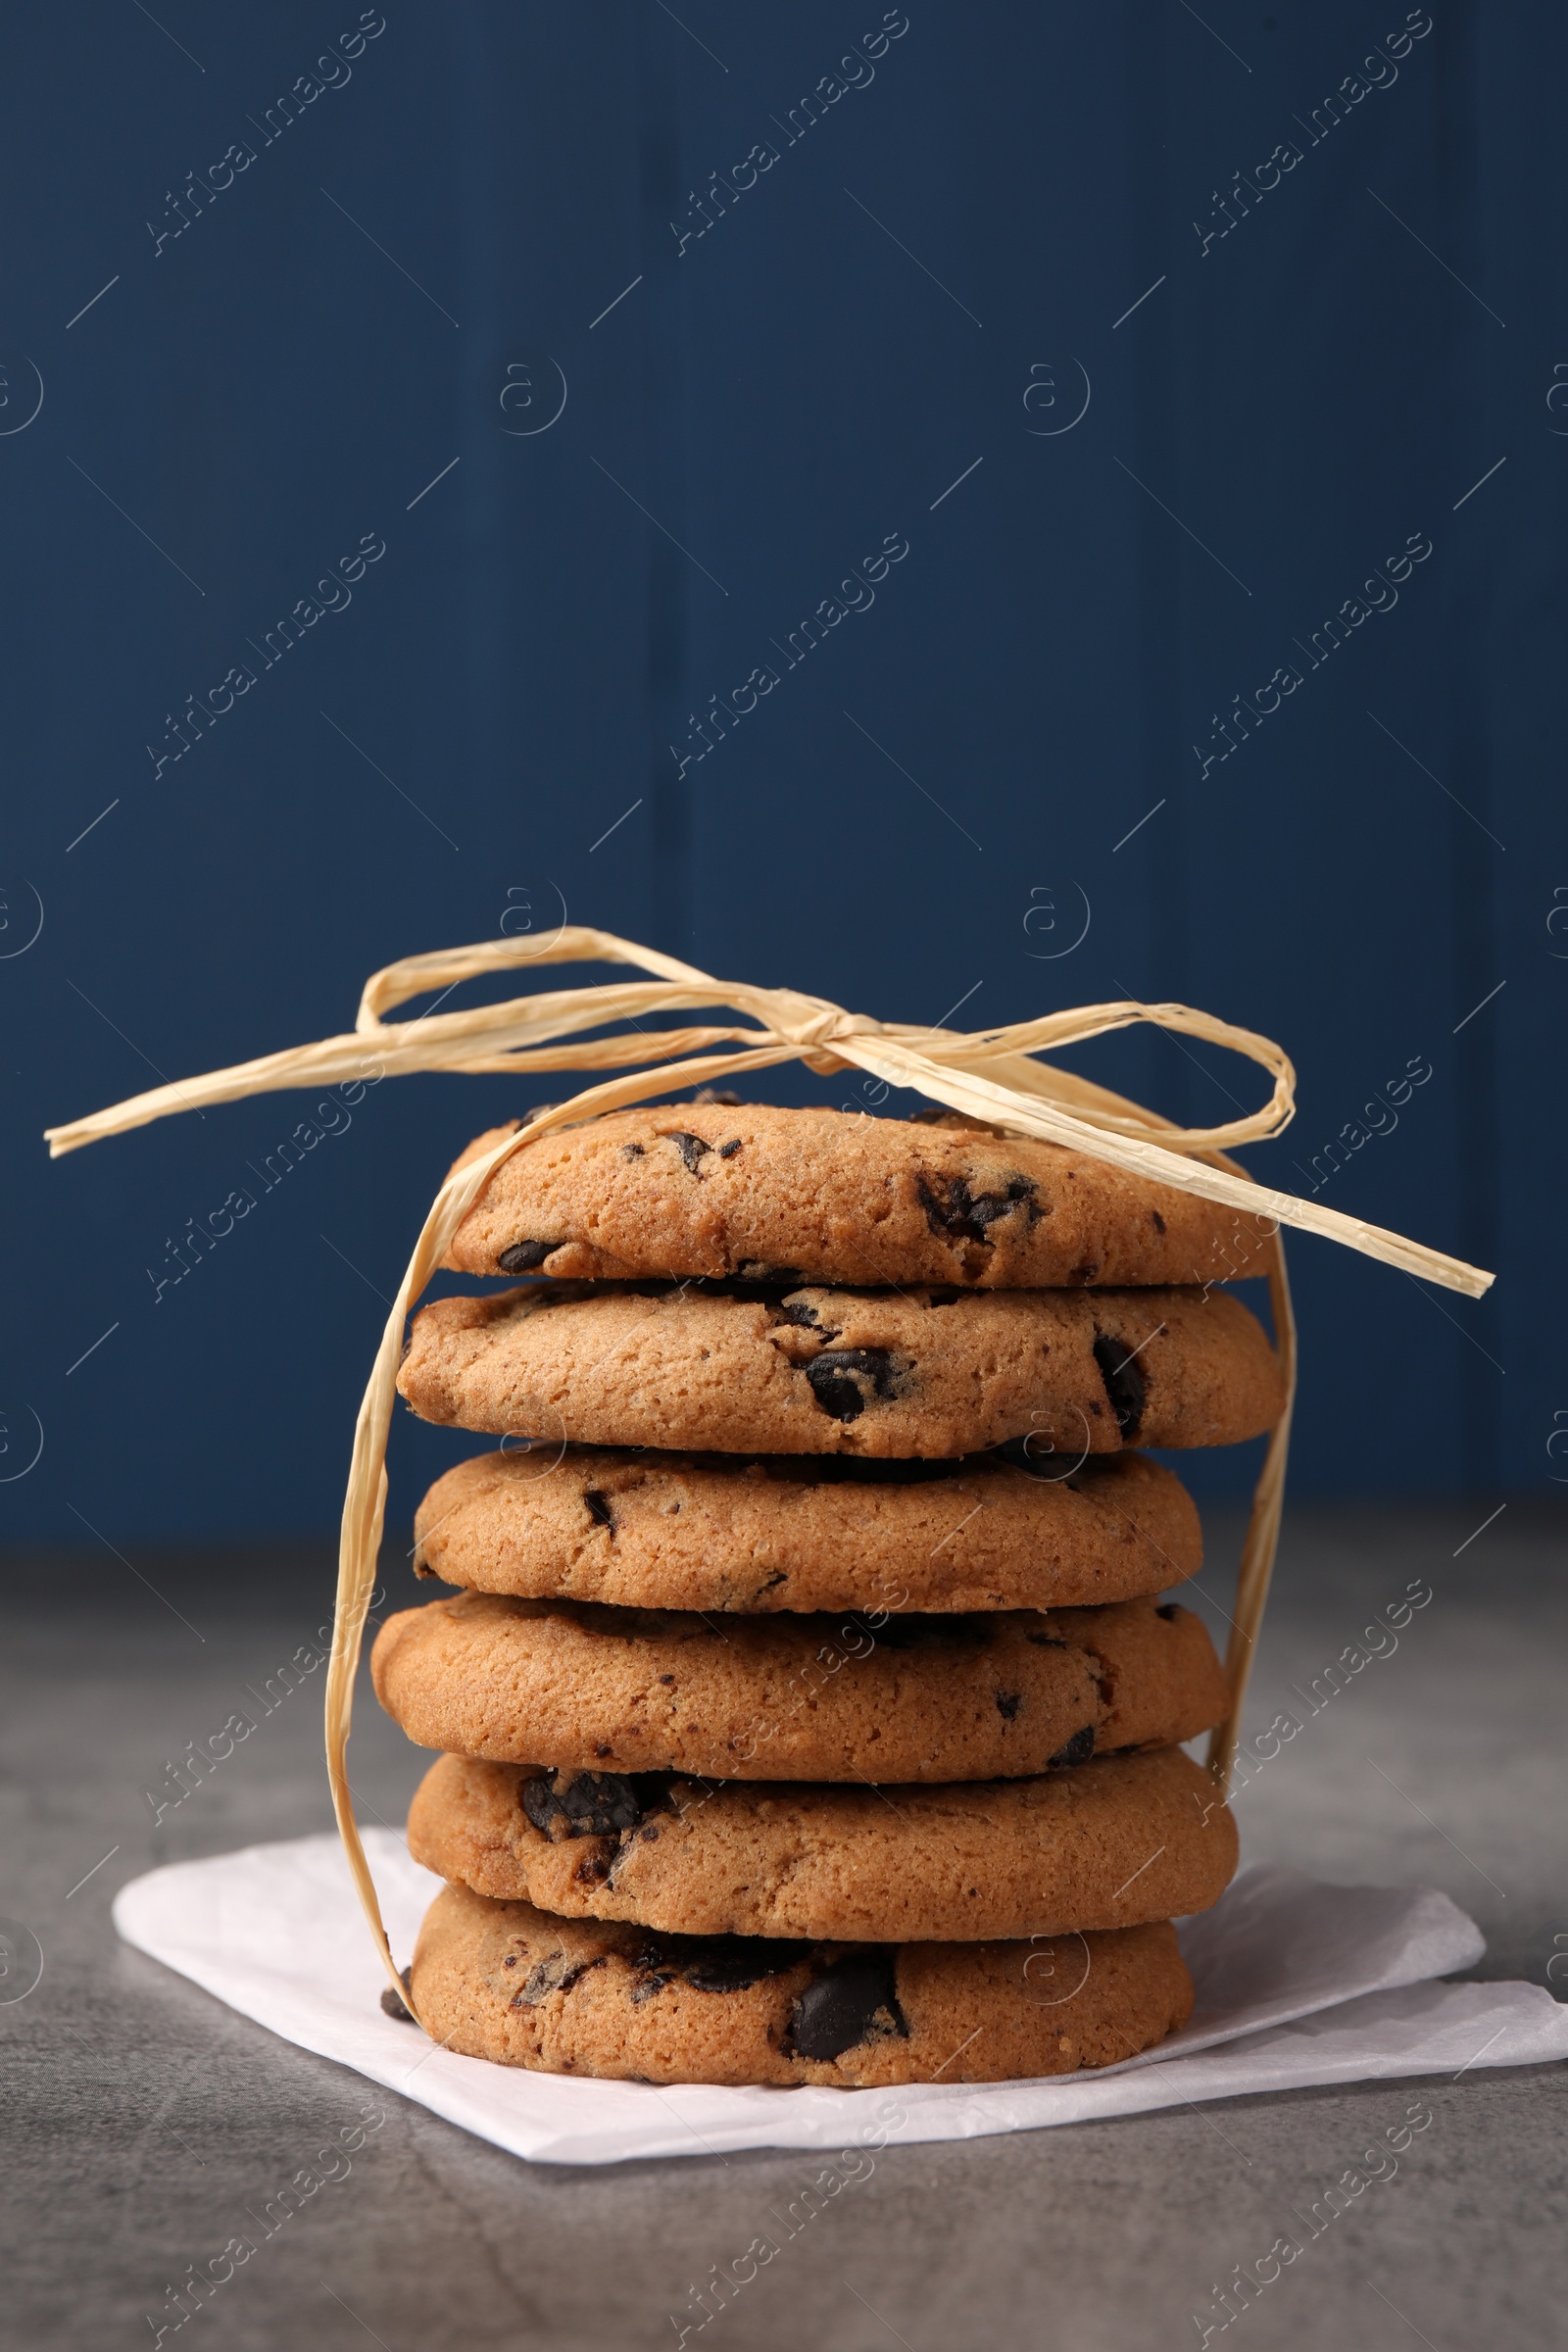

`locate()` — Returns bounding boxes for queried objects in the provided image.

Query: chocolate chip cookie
[370,1591,1229,1782]
[442,1102,1273,1290]
[413,1445,1201,1613]
[408,1743,1237,1942]
[407,1881,1194,2084]
[396,1281,1283,1458]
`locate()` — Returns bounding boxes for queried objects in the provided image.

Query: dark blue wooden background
[2,3,1559,1540]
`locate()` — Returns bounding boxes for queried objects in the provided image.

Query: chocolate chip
[1068,1263,1101,1284]
[692,1088,741,1106]
[665,1131,710,1174]
[379,1966,416,2023]
[996,1690,1022,1720]
[1151,1209,1167,1234]
[790,1951,907,2060]
[909,1107,999,1134]
[522,1769,663,1838]
[806,1348,900,1421]
[915,1173,1039,1247]
[775,1296,843,1339]
[1049,1726,1096,1767]
[583,1488,617,1533]
[513,1949,603,2006]
[718,1139,743,1157]
[684,1942,805,1993]
[573,1849,612,1886]
[1155,1602,1179,1621]
[497,1240,554,1273]
[520,1102,560,1126]
[629,1930,808,1996]
[1092,1332,1151,1440]
[622,1143,645,1158]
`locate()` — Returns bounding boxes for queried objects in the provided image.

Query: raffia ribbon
[47,928,1491,2029]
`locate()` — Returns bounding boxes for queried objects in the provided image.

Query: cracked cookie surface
[441,1102,1275,1291]
[407,1881,1195,2084]
[370,1591,1228,1781]
[408,1743,1237,1942]
[395,1280,1284,1457]
[412,1444,1201,1613]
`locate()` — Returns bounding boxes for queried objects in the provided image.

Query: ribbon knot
[780,1004,885,1058]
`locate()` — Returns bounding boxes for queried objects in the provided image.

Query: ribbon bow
[45,927,1486,1295]
[46,928,1493,2028]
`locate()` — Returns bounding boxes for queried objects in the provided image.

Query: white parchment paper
[113,1833,1568,2166]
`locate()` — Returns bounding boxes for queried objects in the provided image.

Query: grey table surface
[3,1500,1564,2350]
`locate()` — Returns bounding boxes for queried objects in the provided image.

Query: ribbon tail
[830,1040,1494,1298]
[1207,1229,1297,1790]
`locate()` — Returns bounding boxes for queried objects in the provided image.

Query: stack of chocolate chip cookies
[371,1102,1284,2088]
